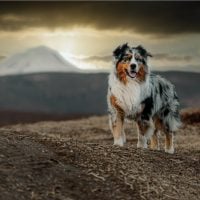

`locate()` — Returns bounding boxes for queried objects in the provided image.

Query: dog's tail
[164,112,182,132]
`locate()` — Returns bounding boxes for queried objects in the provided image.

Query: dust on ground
[0,116,199,200]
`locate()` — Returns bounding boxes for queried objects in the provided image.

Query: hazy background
[0,1,199,125]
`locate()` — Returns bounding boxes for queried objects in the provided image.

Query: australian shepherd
[107,43,181,154]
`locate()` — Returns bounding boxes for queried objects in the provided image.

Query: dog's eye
[135,55,143,62]
[123,55,131,63]
[123,58,129,63]
[136,58,142,62]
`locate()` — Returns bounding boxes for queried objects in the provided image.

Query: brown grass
[181,108,200,124]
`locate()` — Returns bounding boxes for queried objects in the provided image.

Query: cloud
[75,52,200,72]
[0,2,200,34]
[154,54,193,62]
[80,53,194,64]
[0,55,6,62]
[80,55,112,62]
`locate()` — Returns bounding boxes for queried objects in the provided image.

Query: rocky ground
[0,115,199,200]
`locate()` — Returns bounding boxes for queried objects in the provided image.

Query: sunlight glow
[0,26,200,72]
[60,52,99,70]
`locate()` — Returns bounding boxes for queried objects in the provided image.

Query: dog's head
[113,43,152,84]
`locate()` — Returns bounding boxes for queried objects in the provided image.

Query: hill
[0,71,199,119]
[0,72,108,114]
[0,115,199,199]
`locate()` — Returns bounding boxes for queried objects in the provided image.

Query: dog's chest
[110,81,142,115]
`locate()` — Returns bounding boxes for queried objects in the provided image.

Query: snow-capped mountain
[0,46,80,76]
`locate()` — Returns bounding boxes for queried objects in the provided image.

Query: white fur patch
[122,131,126,144]
[137,135,148,149]
[165,147,174,154]
[108,69,149,117]
[114,137,124,147]
[145,127,154,139]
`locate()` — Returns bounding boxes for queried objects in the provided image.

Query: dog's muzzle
[125,69,137,78]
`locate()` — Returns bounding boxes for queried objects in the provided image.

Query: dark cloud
[0,2,200,34]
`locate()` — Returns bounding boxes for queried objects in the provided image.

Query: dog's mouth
[125,69,137,78]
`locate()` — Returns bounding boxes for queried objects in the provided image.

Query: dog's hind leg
[150,129,160,150]
[136,118,155,149]
[164,132,174,154]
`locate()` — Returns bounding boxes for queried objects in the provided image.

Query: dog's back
[141,73,181,132]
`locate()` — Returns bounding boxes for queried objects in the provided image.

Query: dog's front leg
[109,112,125,146]
[108,95,125,146]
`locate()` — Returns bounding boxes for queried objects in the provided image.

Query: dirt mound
[0,116,199,200]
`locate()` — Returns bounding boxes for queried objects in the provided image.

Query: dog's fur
[107,43,181,154]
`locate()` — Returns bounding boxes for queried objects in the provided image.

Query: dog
[107,43,181,154]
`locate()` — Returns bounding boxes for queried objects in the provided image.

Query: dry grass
[181,108,200,124]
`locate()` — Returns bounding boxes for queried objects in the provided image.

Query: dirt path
[0,116,199,200]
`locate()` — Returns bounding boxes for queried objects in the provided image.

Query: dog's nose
[130,64,136,70]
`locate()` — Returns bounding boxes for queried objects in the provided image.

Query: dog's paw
[114,137,124,147]
[165,147,174,154]
[137,141,147,149]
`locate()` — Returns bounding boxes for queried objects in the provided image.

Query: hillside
[0,71,199,118]
[0,114,199,200]
[0,73,108,115]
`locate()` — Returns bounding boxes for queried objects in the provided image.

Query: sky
[0,1,200,72]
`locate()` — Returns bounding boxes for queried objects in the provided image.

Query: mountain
[0,46,80,76]
[0,71,199,117]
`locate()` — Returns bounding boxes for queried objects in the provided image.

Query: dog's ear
[147,52,153,57]
[113,43,129,59]
[135,45,153,58]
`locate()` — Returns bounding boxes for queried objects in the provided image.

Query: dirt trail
[0,116,199,200]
